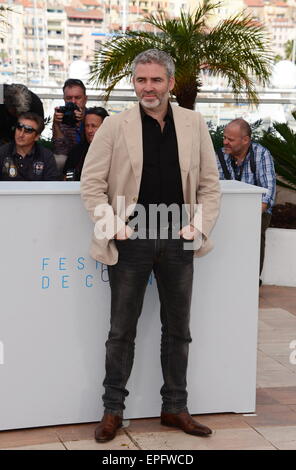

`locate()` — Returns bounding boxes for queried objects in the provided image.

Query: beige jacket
[80,103,221,265]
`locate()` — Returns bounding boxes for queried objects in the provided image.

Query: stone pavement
[1,286,296,450]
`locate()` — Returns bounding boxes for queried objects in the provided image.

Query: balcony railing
[26,85,296,138]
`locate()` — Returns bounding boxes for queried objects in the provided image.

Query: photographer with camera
[63,107,109,181]
[52,78,88,159]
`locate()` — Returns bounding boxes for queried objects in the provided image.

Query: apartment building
[187,0,296,59]
[65,5,103,63]
[0,0,24,79]
[244,0,296,57]
[46,3,68,82]
[1,0,296,84]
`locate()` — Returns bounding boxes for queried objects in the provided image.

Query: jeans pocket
[115,238,130,242]
[179,237,195,255]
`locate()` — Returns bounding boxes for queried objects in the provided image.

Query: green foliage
[260,112,296,191]
[274,54,283,64]
[284,39,294,62]
[207,122,225,151]
[90,0,272,109]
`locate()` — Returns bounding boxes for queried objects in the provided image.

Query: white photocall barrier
[0,180,264,430]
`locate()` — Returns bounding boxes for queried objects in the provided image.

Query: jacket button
[132,197,137,202]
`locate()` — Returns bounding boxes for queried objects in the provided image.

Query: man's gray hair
[131,49,175,78]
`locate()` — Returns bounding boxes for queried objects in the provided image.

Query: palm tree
[90,0,272,109]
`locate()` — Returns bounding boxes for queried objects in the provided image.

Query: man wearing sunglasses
[52,78,88,159]
[0,83,44,145]
[0,112,58,181]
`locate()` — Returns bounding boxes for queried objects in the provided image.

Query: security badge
[9,166,17,178]
[33,161,44,176]
[2,159,17,178]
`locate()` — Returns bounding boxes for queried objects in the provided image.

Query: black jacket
[0,142,59,181]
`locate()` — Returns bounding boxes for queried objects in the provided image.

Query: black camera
[58,102,80,127]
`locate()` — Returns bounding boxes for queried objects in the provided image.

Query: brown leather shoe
[95,413,123,443]
[161,411,212,437]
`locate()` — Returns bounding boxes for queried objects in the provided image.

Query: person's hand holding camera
[53,106,65,139]
[53,103,84,139]
[74,106,84,123]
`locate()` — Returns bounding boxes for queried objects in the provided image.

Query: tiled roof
[80,0,101,6]
[243,0,264,6]
[65,6,103,20]
[274,1,288,6]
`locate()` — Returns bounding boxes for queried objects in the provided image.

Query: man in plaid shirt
[216,118,276,283]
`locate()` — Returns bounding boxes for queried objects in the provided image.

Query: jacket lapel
[122,104,143,191]
[172,105,192,176]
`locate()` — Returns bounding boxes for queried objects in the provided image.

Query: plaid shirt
[216,142,276,214]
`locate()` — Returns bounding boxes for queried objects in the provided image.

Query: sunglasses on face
[16,122,38,134]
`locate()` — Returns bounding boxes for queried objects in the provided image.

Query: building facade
[0,0,296,85]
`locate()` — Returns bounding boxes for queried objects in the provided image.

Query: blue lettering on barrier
[85,274,93,287]
[101,264,109,282]
[77,257,85,270]
[42,258,50,270]
[61,275,69,288]
[96,261,101,270]
[42,276,50,289]
[59,257,67,271]
[39,257,155,289]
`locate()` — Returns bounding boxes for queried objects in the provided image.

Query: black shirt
[134,104,184,229]
[0,142,59,181]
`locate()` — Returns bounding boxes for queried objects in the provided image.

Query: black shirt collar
[139,102,173,122]
[12,143,36,160]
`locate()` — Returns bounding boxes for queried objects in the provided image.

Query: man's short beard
[140,97,161,109]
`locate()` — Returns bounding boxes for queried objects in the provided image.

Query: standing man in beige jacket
[80,49,221,443]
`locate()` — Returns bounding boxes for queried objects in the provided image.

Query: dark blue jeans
[103,236,194,417]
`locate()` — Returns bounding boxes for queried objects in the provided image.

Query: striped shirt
[216,142,276,214]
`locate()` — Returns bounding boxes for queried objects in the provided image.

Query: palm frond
[259,115,296,192]
[201,11,272,103]
[90,34,162,87]
[273,122,296,146]
[276,178,296,191]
